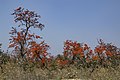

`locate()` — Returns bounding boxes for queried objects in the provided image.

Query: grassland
[0,53,120,80]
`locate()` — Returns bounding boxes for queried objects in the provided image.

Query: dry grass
[0,61,120,80]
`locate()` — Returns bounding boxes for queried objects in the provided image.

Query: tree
[8,7,50,62]
[0,43,2,53]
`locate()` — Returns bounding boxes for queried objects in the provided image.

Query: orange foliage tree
[8,7,50,63]
[63,39,120,67]
[7,7,120,69]
[94,39,120,65]
[63,40,90,66]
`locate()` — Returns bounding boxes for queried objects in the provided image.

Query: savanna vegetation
[0,7,120,80]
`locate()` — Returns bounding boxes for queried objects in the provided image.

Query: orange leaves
[15,7,21,11]
[80,52,85,58]
[73,51,78,55]
[106,51,113,57]
[41,57,46,64]
[13,7,44,30]
[73,47,84,57]
[94,45,105,54]
[57,59,69,66]
[17,32,22,40]
[63,51,68,57]
[8,32,24,48]
[35,35,41,39]
[24,11,29,15]
[28,33,41,40]
[84,44,89,50]
[8,43,15,48]
[78,47,83,53]
[28,33,34,37]
[64,40,87,60]
[9,8,120,69]
[89,50,93,54]
[28,41,36,46]
[94,47,100,53]
[27,40,50,62]
[8,7,50,66]
[86,57,91,63]
[92,55,99,61]
[10,32,24,43]
[64,41,85,54]
[62,39,119,66]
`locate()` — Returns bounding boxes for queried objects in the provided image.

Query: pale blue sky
[0,0,120,55]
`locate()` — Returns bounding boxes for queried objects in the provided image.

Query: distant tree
[8,7,50,63]
[0,43,2,53]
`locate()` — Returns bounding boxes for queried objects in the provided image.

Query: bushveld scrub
[0,7,120,80]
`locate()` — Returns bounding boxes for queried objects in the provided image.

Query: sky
[0,0,120,55]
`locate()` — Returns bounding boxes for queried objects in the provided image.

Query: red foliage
[8,7,50,66]
[63,39,120,66]
[8,7,120,68]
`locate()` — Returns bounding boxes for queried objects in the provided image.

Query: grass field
[0,41,120,80]
[0,58,120,80]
